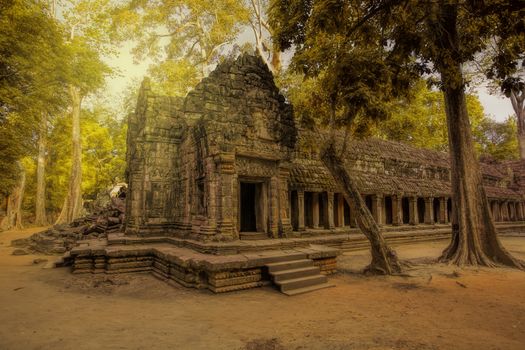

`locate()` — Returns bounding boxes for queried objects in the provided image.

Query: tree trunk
[510,89,525,160]
[34,113,48,226]
[0,162,26,231]
[56,86,83,224]
[321,142,402,274]
[435,4,523,268]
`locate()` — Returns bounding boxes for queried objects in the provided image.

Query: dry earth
[1,227,525,350]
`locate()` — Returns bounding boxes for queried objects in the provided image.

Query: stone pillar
[491,201,498,221]
[312,192,320,228]
[372,194,383,225]
[409,197,418,225]
[268,176,280,237]
[392,195,402,226]
[424,197,434,224]
[327,192,335,229]
[501,201,508,221]
[198,157,217,236]
[336,194,345,227]
[518,202,524,221]
[216,153,235,239]
[439,197,446,224]
[297,190,305,231]
[277,166,293,237]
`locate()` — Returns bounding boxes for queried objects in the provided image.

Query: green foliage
[475,116,519,161]
[0,0,68,195]
[43,106,126,213]
[376,80,487,153]
[113,0,251,95]
[269,0,525,128]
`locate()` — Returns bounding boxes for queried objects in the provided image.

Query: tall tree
[270,0,525,268]
[0,0,68,228]
[55,0,112,224]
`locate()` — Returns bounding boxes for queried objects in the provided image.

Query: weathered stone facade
[125,53,525,243]
[67,53,525,294]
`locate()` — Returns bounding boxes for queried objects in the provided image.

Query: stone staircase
[266,257,334,296]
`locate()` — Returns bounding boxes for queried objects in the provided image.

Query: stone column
[297,190,305,231]
[372,194,384,225]
[277,166,293,237]
[492,201,499,221]
[268,176,280,237]
[501,201,508,221]
[199,157,217,236]
[424,197,434,224]
[439,197,446,224]
[392,195,402,226]
[312,192,320,228]
[327,192,335,229]
[409,197,418,225]
[216,153,235,239]
[518,202,524,221]
[337,195,345,227]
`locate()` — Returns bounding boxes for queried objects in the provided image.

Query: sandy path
[1,228,524,350]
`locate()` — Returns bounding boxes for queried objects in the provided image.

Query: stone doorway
[239,181,267,234]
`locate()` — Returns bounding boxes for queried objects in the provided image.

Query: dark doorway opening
[365,195,373,212]
[319,193,327,228]
[433,198,440,223]
[417,198,425,223]
[385,196,393,225]
[291,191,298,231]
[240,182,257,232]
[305,192,313,227]
[402,197,410,224]
[344,199,351,227]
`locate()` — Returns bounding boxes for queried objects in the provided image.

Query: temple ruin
[68,54,525,294]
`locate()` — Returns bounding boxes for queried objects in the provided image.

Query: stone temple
[69,54,525,295]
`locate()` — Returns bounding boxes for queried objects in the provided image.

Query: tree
[475,116,519,161]
[269,0,525,268]
[113,0,250,95]
[501,77,525,159]
[246,0,282,74]
[0,0,68,228]
[54,0,112,224]
[376,80,492,154]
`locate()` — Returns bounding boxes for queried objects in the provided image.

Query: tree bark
[0,162,26,231]
[321,142,402,274]
[56,85,83,224]
[435,4,523,268]
[34,113,48,226]
[510,89,525,160]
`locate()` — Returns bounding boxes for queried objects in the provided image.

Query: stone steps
[266,257,334,296]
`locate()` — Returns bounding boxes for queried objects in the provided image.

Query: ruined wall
[125,79,186,235]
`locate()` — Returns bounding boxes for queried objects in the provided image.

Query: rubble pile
[12,194,126,255]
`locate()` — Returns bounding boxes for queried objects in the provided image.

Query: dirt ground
[1,228,524,350]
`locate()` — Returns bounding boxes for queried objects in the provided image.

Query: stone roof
[290,133,522,199]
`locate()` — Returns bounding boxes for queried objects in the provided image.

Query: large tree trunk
[56,86,83,224]
[435,4,523,268]
[34,113,48,226]
[510,88,525,160]
[321,142,401,274]
[0,162,26,231]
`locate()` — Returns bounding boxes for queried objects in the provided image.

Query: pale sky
[104,42,515,123]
